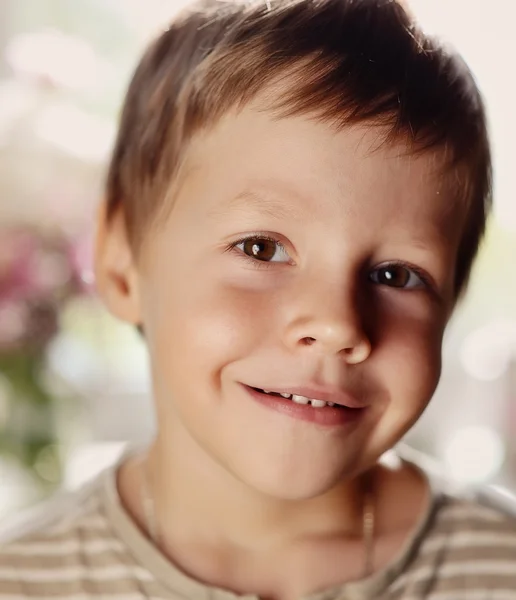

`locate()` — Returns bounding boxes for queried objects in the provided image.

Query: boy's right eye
[233,236,291,263]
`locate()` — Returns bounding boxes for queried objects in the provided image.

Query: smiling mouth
[251,387,341,409]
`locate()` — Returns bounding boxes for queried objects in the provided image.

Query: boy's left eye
[369,264,427,289]
[234,236,291,263]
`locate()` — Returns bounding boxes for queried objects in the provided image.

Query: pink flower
[0,227,88,353]
[0,229,72,303]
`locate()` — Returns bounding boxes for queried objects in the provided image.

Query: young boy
[1,0,515,598]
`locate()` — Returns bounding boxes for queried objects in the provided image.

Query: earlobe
[94,202,142,325]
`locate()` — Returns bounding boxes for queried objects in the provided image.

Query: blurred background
[0,0,515,518]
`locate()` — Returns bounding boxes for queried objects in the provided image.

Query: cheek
[369,305,445,449]
[380,304,444,388]
[143,269,280,384]
[351,312,444,466]
[372,292,446,363]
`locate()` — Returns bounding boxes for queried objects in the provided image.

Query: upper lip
[247,384,368,409]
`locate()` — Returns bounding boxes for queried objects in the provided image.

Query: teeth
[310,399,328,408]
[259,389,335,408]
[291,395,310,405]
[263,390,292,399]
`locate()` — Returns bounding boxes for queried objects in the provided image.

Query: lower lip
[243,385,366,427]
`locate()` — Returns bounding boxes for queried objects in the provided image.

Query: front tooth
[292,394,309,405]
[280,393,291,398]
[310,399,328,408]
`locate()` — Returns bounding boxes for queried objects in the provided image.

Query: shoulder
[434,485,516,537]
[395,485,516,598]
[0,477,105,546]
[0,475,133,598]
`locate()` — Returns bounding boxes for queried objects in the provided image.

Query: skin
[96,95,464,600]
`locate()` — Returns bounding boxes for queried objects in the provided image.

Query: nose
[283,283,372,365]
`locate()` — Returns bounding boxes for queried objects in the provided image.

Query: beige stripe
[421,531,516,552]
[404,591,516,600]
[2,537,125,556]
[1,549,134,570]
[438,504,506,523]
[425,545,516,563]
[391,560,516,593]
[0,594,164,600]
[0,564,153,583]
[426,518,515,539]
[48,514,111,534]
[17,515,111,542]
[0,576,159,597]
[16,527,119,545]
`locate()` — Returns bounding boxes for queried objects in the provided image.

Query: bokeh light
[443,426,506,485]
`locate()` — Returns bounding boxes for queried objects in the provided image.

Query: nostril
[301,337,316,345]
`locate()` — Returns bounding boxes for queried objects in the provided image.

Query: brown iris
[375,266,410,287]
[242,238,277,261]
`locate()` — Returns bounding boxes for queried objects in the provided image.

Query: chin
[236,460,353,501]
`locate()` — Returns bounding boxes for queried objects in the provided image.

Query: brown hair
[105,0,492,296]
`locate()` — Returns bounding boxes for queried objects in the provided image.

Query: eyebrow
[209,185,308,222]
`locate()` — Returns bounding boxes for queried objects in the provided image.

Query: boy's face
[105,98,463,499]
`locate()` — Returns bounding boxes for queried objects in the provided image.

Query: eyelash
[226,234,435,289]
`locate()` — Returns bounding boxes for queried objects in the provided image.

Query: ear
[94,203,142,325]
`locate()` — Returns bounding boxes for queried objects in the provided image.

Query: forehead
[177,103,462,240]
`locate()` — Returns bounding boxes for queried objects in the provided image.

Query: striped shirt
[0,461,515,600]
